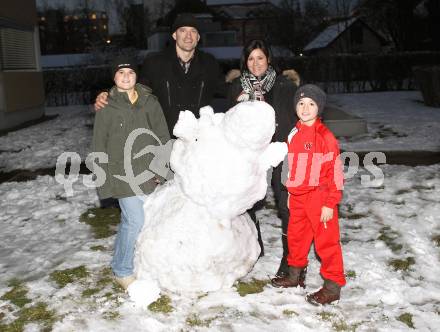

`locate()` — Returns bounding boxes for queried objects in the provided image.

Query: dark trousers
[271,163,290,260]
[247,163,290,260]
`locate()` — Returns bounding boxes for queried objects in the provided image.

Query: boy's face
[296,97,319,125]
[114,68,136,92]
[173,26,200,53]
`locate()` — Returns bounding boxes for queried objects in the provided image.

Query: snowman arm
[259,142,288,171]
[173,111,198,141]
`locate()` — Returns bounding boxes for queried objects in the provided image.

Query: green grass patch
[397,312,414,329]
[103,311,121,320]
[317,311,336,321]
[97,267,115,288]
[50,265,89,288]
[412,185,433,191]
[332,320,362,332]
[0,280,32,308]
[346,270,356,279]
[90,245,106,251]
[432,235,440,247]
[344,213,367,220]
[186,313,215,327]
[79,207,120,239]
[283,309,298,317]
[395,189,412,195]
[378,226,403,253]
[148,295,174,313]
[318,312,361,331]
[235,278,269,297]
[389,257,415,272]
[0,302,56,332]
[81,288,100,298]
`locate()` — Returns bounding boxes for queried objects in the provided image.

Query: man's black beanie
[111,56,138,77]
[294,84,327,114]
[172,13,200,33]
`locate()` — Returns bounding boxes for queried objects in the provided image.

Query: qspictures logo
[54,128,387,196]
[54,128,173,196]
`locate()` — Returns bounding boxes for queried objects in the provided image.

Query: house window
[0,27,37,70]
[350,25,363,45]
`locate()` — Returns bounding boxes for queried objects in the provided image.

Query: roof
[304,18,357,51]
[210,2,279,19]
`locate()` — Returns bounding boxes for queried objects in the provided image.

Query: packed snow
[329,91,440,152]
[0,91,439,331]
[134,102,286,298]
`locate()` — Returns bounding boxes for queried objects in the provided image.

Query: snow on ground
[330,91,440,152]
[0,105,94,172]
[0,92,440,331]
[0,166,439,331]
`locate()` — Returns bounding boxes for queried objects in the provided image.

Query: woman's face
[246,48,269,77]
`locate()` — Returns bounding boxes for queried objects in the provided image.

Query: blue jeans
[111,195,145,277]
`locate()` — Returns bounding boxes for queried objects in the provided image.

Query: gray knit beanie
[294,84,327,114]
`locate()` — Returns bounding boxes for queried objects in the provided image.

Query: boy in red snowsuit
[271,84,345,305]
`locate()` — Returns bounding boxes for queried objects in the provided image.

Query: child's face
[114,68,136,92]
[296,97,319,126]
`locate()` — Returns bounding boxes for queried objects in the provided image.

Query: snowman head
[170,102,285,220]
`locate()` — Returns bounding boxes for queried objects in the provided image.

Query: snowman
[129,101,287,304]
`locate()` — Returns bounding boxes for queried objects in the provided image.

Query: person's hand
[320,206,333,224]
[94,92,109,111]
[225,69,241,83]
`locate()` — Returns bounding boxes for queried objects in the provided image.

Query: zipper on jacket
[166,81,171,107]
[197,80,205,108]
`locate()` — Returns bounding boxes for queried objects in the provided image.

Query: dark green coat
[92,83,170,199]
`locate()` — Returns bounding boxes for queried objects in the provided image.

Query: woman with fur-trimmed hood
[226,39,300,278]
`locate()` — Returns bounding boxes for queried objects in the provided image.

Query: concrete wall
[0,1,37,27]
[0,0,45,132]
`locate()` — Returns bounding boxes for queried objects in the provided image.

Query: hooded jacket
[140,47,220,134]
[92,83,170,199]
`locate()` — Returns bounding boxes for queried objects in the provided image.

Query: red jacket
[286,118,343,208]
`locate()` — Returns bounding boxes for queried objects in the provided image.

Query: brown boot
[271,266,307,288]
[306,279,341,305]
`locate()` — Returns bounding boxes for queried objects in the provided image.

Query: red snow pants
[287,188,346,286]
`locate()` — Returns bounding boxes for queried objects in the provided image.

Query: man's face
[173,26,200,53]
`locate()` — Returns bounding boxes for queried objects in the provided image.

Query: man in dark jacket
[95,13,221,135]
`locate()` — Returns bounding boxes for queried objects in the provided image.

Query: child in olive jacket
[92,56,170,290]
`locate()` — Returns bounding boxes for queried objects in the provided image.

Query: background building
[0,1,45,131]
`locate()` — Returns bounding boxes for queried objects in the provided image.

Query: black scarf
[238,66,276,102]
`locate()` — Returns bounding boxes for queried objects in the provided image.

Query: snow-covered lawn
[0,92,439,331]
[1,166,439,331]
[330,91,440,152]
